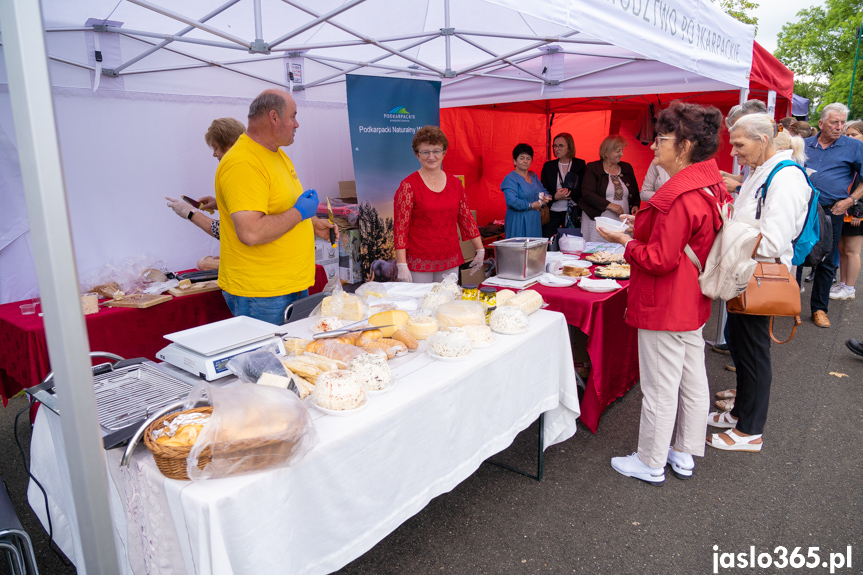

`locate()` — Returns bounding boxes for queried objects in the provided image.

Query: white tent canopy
[0,0,754,304]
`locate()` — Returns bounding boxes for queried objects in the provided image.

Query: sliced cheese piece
[368,309,409,337]
[178,279,193,290]
[321,294,366,321]
[407,316,439,340]
[257,371,293,389]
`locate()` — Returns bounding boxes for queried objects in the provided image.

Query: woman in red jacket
[597,101,729,485]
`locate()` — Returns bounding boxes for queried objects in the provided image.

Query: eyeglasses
[552,144,568,149]
[418,149,445,157]
[654,136,677,144]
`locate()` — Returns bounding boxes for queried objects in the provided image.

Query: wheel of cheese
[407,316,439,340]
[368,310,409,337]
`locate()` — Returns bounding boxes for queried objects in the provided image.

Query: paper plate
[578,279,622,293]
[427,350,473,362]
[560,259,592,268]
[311,395,368,416]
[538,274,578,288]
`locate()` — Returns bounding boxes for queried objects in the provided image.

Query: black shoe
[847,339,863,358]
[805,271,815,282]
[711,343,731,355]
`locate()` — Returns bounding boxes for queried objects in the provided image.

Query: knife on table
[312,325,395,340]
[326,195,337,248]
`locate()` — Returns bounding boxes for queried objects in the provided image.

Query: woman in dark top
[540,132,586,238]
[578,135,640,243]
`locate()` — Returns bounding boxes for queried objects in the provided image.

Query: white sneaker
[833,286,856,300]
[666,447,695,480]
[611,453,665,485]
[830,282,846,296]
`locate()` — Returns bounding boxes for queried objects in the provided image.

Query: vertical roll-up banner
[346,74,441,282]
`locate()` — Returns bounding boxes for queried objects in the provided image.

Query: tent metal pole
[455,29,606,45]
[455,33,579,76]
[303,54,440,76]
[559,60,635,82]
[559,49,648,61]
[0,0,121,573]
[273,31,438,52]
[455,34,546,82]
[110,0,242,74]
[269,0,368,49]
[107,26,249,50]
[302,36,436,89]
[126,0,251,49]
[253,0,263,43]
[444,0,452,74]
[48,55,96,71]
[282,0,445,75]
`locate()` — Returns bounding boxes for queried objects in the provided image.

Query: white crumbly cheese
[348,353,392,391]
[460,324,494,345]
[421,290,453,311]
[489,307,529,333]
[429,331,473,357]
[312,316,344,332]
[312,369,365,410]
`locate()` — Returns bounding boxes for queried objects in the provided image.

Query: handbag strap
[683,186,724,275]
[684,244,702,273]
[769,315,801,344]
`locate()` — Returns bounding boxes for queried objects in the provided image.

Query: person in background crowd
[719,100,768,195]
[216,89,336,325]
[597,101,728,484]
[501,143,549,239]
[579,135,640,243]
[803,103,863,327]
[165,117,246,239]
[394,126,484,283]
[791,121,814,138]
[540,132,585,238]
[774,130,807,166]
[706,113,810,452]
[831,120,863,301]
[779,116,796,132]
[640,162,670,202]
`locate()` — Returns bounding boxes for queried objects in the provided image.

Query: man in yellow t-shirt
[215,89,336,324]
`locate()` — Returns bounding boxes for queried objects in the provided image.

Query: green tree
[715,0,759,28]
[775,0,863,118]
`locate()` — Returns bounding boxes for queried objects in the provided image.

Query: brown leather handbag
[540,204,550,226]
[726,259,802,344]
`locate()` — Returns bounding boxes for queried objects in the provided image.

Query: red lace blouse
[394,171,480,272]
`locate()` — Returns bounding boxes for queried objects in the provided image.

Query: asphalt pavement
[1,286,861,575]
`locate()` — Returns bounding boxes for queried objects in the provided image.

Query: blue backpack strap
[755,159,799,219]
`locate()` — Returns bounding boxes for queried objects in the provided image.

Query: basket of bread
[143,406,214,480]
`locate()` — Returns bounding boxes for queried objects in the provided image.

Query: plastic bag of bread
[502,289,544,315]
[435,300,486,328]
[304,340,368,363]
[316,286,367,321]
[185,381,319,481]
[197,255,219,271]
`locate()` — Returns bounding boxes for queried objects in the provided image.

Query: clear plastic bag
[80,253,170,296]
[355,282,387,302]
[312,285,367,321]
[185,381,319,481]
[435,273,462,300]
[559,235,585,254]
[226,344,300,396]
[435,300,486,328]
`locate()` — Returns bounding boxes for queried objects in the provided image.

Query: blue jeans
[811,211,845,313]
[222,289,309,326]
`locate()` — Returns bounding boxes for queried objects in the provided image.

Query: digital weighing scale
[157,316,287,381]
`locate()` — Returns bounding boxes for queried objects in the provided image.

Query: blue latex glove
[294,189,319,220]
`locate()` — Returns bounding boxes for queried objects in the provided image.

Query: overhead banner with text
[346,75,441,281]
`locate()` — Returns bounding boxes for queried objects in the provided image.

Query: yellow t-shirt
[215,134,314,297]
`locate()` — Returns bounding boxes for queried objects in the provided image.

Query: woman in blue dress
[501,143,549,238]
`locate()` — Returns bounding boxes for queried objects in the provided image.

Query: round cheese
[368,310,409,337]
[407,316,439,340]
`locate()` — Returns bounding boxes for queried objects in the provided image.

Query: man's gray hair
[725,99,768,129]
[820,103,850,122]
[730,113,775,144]
[248,91,287,120]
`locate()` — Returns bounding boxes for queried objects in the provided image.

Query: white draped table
[28,310,579,574]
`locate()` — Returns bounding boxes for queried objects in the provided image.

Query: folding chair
[283,291,330,324]
[0,479,39,575]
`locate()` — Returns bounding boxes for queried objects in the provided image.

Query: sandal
[715,388,736,400]
[707,411,738,428]
[714,398,735,412]
[706,429,762,452]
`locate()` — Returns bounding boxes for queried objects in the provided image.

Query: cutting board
[105,294,173,308]
[168,280,221,297]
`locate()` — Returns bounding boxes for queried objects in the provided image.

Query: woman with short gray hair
[706,114,810,452]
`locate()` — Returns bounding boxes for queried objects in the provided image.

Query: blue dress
[501,171,544,238]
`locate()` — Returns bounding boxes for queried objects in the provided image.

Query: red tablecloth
[531,277,639,433]
[0,265,329,406]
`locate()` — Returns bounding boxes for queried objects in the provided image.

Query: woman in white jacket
[706,114,810,452]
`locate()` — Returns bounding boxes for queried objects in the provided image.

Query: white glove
[469,249,485,273]
[396,263,412,283]
[165,196,192,219]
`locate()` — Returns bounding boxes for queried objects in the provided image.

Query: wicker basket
[143,406,213,480]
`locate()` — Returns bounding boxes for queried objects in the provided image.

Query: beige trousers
[636,326,710,469]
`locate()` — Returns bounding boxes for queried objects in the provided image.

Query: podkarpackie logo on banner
[384,106,415,122]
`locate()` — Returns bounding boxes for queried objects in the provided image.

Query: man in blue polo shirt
[804,102,863,328]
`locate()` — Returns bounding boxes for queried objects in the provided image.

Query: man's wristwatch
[187,210,194,220]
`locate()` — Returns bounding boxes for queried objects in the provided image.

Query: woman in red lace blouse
[394,126,484,283]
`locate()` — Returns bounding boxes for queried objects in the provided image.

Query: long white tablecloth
[28,310,579,574]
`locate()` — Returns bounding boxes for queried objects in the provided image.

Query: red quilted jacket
[623,159,729,332]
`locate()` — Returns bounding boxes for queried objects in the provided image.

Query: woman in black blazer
[540,132,586,238]
[577,135,640,243]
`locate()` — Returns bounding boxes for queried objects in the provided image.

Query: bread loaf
[197,256,219,271]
